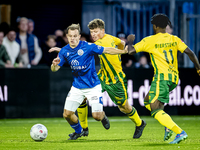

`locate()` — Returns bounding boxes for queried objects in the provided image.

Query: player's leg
[91,102,110,130]
[118,99,146,138]
[77,98,89,136]
[63,86,84,140]
[149,80,187,143]
[144,92,172,141]
[85,84,110,130]
[104,77,146,138]
[63,103,84,140]
[118,99,142,126]
[150,100,187,143]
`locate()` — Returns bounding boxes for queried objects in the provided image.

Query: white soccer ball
[30,124,48,141]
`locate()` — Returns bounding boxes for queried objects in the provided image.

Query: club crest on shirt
[77,49,84,56]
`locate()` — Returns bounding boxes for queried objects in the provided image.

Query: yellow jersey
[94,34,126,84]
[134,33,187,84]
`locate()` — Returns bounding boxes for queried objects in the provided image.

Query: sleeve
[134,39,147,53]
[176,36,188,53]
[111,36,122,46]
[58,49,67,67]
[90,43,104,55]
[33,36,42,63]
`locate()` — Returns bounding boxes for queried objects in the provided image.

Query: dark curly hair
[151,13,172,28]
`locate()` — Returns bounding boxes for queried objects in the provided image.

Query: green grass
[0,116,200,150]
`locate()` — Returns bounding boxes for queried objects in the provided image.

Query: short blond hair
[19,17,28,24]
[65,23,81,34]
[88,19,105,29]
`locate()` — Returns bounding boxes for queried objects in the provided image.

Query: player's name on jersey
[155,42,177,49]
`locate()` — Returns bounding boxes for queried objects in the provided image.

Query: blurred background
[0,0,200,118]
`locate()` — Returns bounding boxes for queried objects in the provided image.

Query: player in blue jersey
[51,23,128,140]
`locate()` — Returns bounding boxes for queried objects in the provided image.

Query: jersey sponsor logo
[71,59,86,70]
[71,59,79,65]
[77,49,84,56]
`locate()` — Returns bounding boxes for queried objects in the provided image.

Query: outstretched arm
[51,57,61,72]
[49,47,61,53]
[103,47,127,55]
[127,34,136,55]
[184,47,200,75]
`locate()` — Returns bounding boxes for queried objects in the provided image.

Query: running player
[86,19,146,138]
[51,23,128,140]
[127,13,200,144]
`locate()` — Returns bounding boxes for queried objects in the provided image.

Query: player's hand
[52,57,60,66]
[127,34,136,55]
[127,34,135,44]
[197,69,200,76]
[49,47,61,53]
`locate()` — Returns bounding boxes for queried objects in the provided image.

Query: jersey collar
[68,40,82,51]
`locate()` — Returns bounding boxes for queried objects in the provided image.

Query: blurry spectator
[27,19,35,35]
[16,17,42,67]
[55,29,63,37]
[62,31,69,45]
[135,55,150,69]
[166,24,173,34]
[117,32,127,43]
[54,29,67,47]
[40,35,58,66]
[2,28,23,67]
[28,19,42,45]
[0,31,13,68]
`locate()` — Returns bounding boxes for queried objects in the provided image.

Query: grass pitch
[0,116,200,150]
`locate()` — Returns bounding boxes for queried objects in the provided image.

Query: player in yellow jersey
[85,18,146,138]
[127,13,200,144]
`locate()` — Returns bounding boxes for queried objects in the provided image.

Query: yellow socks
[127,107,142,126]
[77,101,88,129]
[152,109,182,134]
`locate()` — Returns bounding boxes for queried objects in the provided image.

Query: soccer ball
[30,124,48,141]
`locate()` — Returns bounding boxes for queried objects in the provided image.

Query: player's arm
[184,47,200,75]
[117,40,125,50]
[103,47,127,55]
[49,47,61,53]
[51,57,61,72]
[127,34,136,55]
